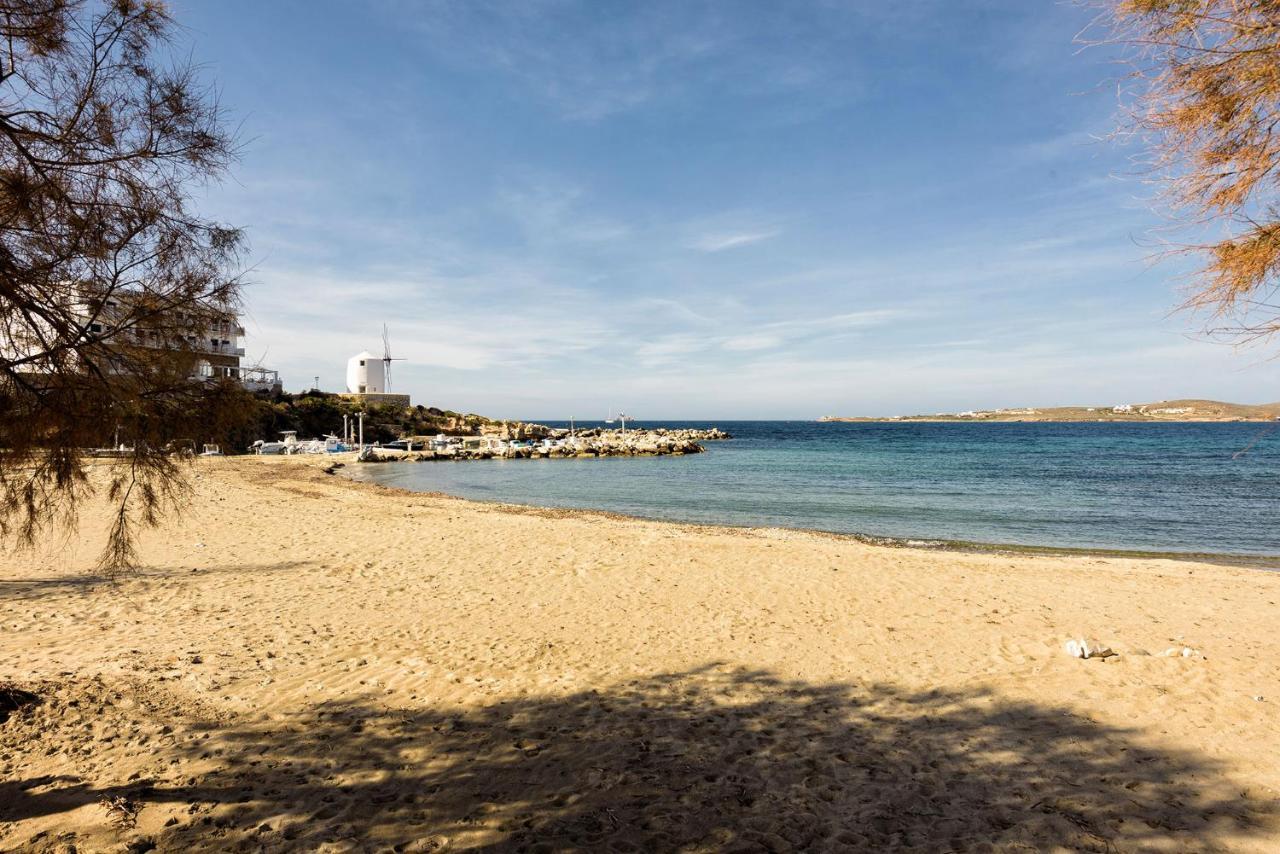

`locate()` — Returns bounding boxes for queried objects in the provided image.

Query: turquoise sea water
[343,421,1280,559]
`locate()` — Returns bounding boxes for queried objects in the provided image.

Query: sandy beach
[2,456,1279,852]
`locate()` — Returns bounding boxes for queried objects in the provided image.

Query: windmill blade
[381,323,391,391]
[378,323,405,391]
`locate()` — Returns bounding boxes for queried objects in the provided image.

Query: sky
[175,0,1280,419]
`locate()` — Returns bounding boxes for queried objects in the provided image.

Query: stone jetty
[358,427,731,463]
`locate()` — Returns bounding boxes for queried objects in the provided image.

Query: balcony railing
[200,364,279,390]
[194,341,241,356]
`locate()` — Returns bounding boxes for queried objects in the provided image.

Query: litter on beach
[1063,638,1114,659]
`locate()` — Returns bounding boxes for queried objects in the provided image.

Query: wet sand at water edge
[2,456,1279,851]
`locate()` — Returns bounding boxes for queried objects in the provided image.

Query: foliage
[1100,0,1280,343]
[224,391,500,449]
[0,0,242,571]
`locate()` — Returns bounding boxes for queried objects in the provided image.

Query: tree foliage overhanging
[0,0,245,570]
[1103,0,1280,343]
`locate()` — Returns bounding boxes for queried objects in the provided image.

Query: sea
[343,421,1280,560]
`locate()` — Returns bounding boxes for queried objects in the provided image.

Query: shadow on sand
[0,561,316,604]
[4,664,1272,852]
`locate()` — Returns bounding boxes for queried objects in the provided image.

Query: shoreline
[336,462,1280,570]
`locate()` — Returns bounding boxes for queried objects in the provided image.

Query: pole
[358,412,364,450]
[343,414,349,445]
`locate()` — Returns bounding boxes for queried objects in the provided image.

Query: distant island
[819,399,1280,423]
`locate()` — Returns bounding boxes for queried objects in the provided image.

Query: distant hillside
[820,399,1280,423]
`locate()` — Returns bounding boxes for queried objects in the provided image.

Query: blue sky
[177,0,1280,419]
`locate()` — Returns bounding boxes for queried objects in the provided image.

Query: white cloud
[760,310,902,333]
[495,176,631,244]
[689,230,780,252]
[722,334,782,352]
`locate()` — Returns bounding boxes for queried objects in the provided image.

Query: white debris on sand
[1156,646,1203,659]
[1063,638,1114,659]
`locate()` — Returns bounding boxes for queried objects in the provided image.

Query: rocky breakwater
[359,427,731,463]
[543,426,732,459]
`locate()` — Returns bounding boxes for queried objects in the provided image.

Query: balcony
[204,364,279,392]
[194,341,243,357]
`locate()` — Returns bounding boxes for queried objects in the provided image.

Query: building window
[359,385,366,393]
[359,360,365,367]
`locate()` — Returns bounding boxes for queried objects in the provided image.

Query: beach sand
[2,456,1278,852]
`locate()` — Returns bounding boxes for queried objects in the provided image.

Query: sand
[2,456,1278,852]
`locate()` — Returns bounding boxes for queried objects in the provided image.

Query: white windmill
[345,324,405,395]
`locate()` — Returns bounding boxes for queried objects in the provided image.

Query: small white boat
[254,431,299,455]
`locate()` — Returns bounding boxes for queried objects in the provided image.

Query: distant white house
[1112,404,1134,413]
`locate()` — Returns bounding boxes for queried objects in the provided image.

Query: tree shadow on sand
[0,561,316,604]
[6,664,1274,852]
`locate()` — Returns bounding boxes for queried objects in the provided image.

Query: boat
[253,431,298,455]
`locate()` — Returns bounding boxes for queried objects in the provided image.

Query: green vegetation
[224,391,500,449]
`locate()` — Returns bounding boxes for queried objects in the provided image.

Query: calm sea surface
[344,421,1280,558]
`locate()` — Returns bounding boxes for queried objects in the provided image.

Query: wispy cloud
[386,0,873,122]
[628,308,903,368]
[759,310,901,334]
[689,230,780,252]
[494,175,631,244]
[721,334,782,352]
[243,266,619,380]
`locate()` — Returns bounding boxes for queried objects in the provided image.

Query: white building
[346,351,386,395]
[71,285,279,392]
[342,349,409,406]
